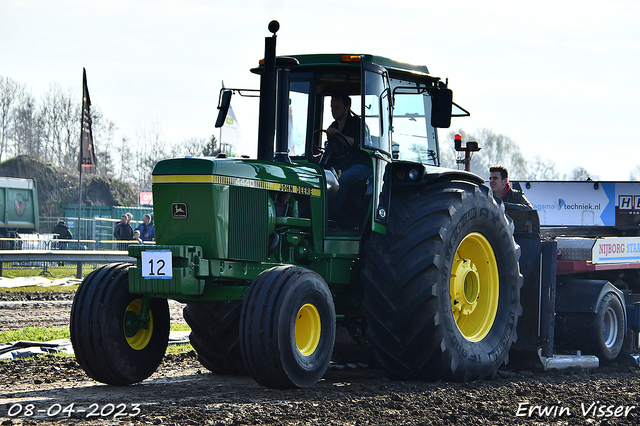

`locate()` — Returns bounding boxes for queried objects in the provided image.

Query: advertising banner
[140,192,153,206]
[510,181,640,227]
[592,237,640,264]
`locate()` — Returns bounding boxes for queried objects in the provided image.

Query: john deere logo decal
[172,203,187,219]
[15,194,25,217]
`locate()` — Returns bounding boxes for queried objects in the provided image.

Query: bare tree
[129,121,166,192]
[202,135,220,157]
[170,135,220,158]
[565,167,594,181]
[10,91,43,158]
[116,136,134,182]
[0,76,24,161]
[445,128,527,179]
[526,156,560,180]
[90,106,116,178]
[58,88,80,170]
[39,83,73,166]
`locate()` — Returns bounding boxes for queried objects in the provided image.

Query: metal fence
[0,216,156,278]
[0,248,136,278]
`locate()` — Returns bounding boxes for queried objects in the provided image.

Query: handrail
[0,250,134,262]
[0,250,135,278]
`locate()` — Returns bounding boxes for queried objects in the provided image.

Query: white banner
[509,181,640,227]
[592,237,640,264]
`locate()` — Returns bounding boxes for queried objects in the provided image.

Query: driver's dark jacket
[501,187,533,210]
[499,185,538,233]
[328,113,371,171]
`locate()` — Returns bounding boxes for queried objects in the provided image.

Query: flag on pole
[221,104,242,154]
[79,68,97,173]
[219,81,243,156]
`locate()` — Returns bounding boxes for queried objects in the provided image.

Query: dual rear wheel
[190,266,336,389]
[239,266,336,389]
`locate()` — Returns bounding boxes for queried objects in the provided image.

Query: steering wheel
[315,129,350,166]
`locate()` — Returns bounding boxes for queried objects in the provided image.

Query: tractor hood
[153,157,323,195]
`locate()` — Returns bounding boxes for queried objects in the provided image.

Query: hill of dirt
[0,155,137,217]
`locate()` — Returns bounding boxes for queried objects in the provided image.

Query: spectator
[113,214,133,250]
[132,230,142,244]
[52,219,72,250]
[135,214,155,242]
[52,219,73,240]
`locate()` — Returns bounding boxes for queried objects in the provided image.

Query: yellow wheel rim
[124,299,154,350]
[295,303,321,356]
[450,232,499,342]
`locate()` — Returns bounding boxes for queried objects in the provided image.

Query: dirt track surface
[0,291,186,331]
[2,291,640,425]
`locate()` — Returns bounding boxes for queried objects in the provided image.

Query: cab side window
[363,69,391,154]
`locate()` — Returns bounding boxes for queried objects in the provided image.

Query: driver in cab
[325,95,372,218]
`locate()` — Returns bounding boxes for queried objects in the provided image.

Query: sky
[1,0,639,181]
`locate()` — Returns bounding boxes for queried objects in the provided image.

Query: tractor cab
[217,53,456,236]
[285,56,391,233]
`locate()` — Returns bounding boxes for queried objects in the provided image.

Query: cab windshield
[287,67,390,164]
[390,78,439,166]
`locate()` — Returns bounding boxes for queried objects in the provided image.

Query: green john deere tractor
[70,21,522,389]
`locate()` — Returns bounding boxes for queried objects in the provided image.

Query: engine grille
[228,186,268,262]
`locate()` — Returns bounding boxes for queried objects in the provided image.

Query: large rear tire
[183,301,245,375]
[240,266,336,389]
[362,181,522,382]
[70,263,170,385]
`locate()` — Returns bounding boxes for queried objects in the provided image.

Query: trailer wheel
[239,265,336,389]
[560,292,625,363]
[362,181,522,382]
[70,263,170,385]
[183,302,246,375]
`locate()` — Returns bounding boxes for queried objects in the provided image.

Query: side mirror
[391,142,399,160]
[215,90,233,128]
[431,87,453,129]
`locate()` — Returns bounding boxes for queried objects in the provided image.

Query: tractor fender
[556,279,625,315]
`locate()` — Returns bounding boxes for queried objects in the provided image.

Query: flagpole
[77,67,84,278]
[76,133,83,279]
[220,81,224,155]
[76,67,97,278]
[77,170,82,248]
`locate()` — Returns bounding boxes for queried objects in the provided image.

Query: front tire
[70,263,170,385]
[240,266,336,389]
[362,181,522,382]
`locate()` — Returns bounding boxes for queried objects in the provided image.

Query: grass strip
[1,324,192,355]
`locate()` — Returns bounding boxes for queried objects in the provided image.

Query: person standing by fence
[135,214,155,242]
[52,219,72,250]
[113,214,133,250]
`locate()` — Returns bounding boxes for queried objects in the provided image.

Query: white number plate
[141,250,173,279]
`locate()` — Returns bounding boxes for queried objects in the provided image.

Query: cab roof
[285,54,431,77]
